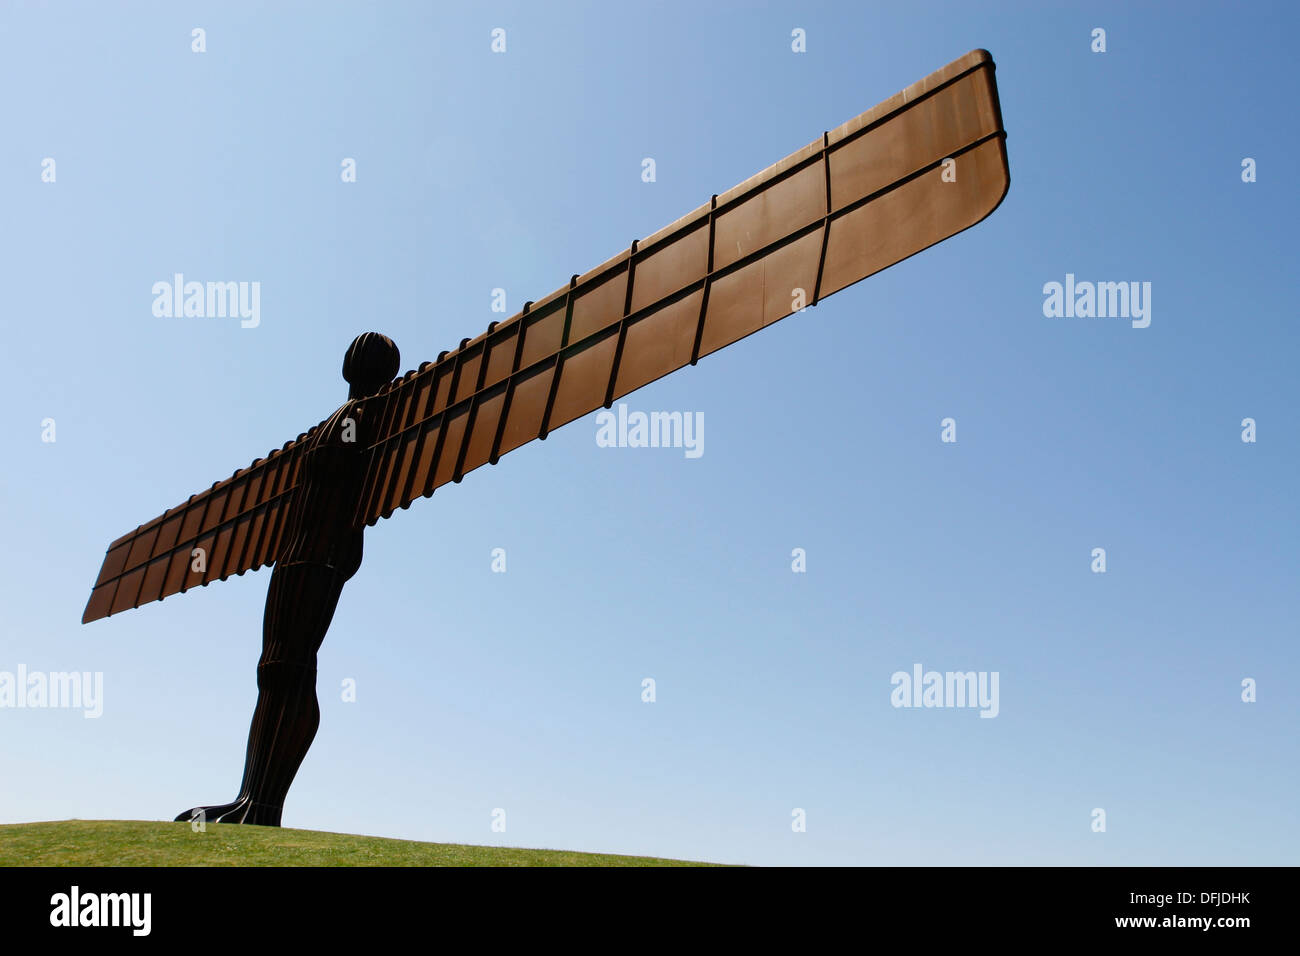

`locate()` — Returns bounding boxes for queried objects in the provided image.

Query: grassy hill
[0,820,717,867]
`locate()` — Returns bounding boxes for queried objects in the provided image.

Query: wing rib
[82,429,319,624]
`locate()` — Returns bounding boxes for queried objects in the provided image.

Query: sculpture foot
[174,797,282,827]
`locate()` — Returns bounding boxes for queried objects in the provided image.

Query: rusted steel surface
[82,49,1009,624]
[354,49,1008,526]
[81,434,319,623]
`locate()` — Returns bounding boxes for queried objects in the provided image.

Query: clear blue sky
[2,0,1296,866]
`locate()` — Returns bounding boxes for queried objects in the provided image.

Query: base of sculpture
[171,558,358,829]
[175,798,283,827]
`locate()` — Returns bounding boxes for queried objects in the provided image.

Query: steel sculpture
[82,51,1011,825]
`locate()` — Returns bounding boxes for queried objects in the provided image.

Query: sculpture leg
[175,562,346,827]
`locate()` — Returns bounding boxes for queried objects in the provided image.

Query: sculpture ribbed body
[176,398,376,826]
[277,400,370,578]
[173,331,401,827]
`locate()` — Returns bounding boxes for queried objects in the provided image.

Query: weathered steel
[80,51,1010,824]
[355,49,1008,526]
[171,331,399,826]
[83,50,1008,626]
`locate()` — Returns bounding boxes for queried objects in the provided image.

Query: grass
[0,820,719,867]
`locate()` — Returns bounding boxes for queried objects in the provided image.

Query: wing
[81,424,325,624]
[355,49,1010,526]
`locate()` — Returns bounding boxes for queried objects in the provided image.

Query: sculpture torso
[276,398,372,579]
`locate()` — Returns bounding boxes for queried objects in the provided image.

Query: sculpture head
[343,332,400,399]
